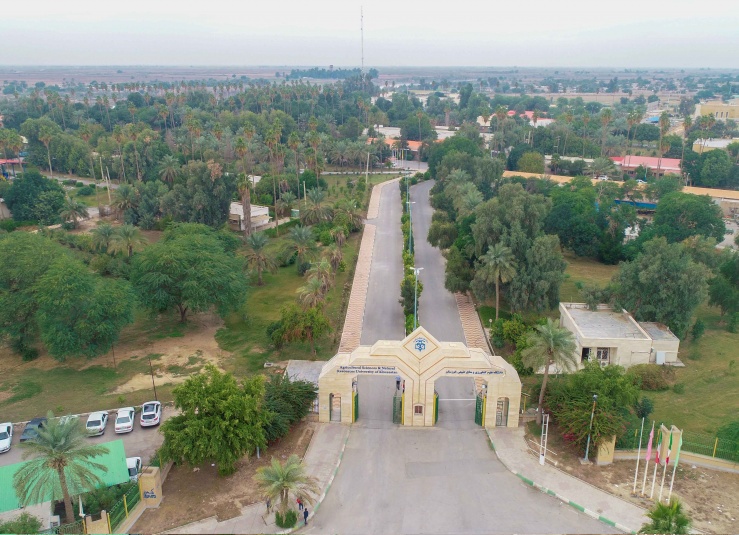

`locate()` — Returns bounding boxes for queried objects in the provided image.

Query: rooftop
[640,322,679,342]
[562,303,649,340]
[611,155,681,172]
[285,360,326,386]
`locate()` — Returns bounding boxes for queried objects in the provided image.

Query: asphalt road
[361,180,405,345]
[0,409,168,467]
[310,177,616,534]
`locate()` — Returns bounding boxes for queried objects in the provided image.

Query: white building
[229,202,271,232]
[559,303,680,370]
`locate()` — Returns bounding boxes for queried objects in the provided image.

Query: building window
[596,348,610,366]
[414,405,424,415]
[581,348,591,362]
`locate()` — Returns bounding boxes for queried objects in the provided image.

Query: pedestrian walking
[297,497,303,511]
[395,375,401,390]
[304,508,309,525]
[266,497,271,513]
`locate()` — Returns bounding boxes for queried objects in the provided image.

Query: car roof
[117,407,135,414]
[87,411,107,419]
[142,402,160,411]
[0,422,11,427]
[126,456,142,468]
[28,417,46,425]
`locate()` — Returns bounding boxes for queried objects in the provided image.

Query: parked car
[58,415,79,427]
[126,457,142,482]
[140,402,161,427]
[636,179,647,185]
[597,175,609,181]
[85,412,109,436]
[0,423,12,453]
[114,407,135,434]
[19,417,47,442]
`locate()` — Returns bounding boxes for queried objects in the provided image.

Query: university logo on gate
[414,338,427,352]
[403,328,438,361]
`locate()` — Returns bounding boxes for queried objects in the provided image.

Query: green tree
[517,152,545,174]
[639,499,691,534]
[262,375,317,443]
[254,455,319,516]
[521,318,577,425]
[699,149,732,188]
[300,188,332,225]
[273,304,331,354]
[59,197,89,229]
[613,237,708,337]
[0,513,43,534]
[158,154,180,185]
[109,224,148,258]
[112,183,138,221]
[444,245,474,294]
[236,173,253,237]
[284,226,320,273]
[90,222,116,253]
[297,276,326,309]
[4,170,65,224]
[245,232,276,286]
[400,273,424,318]
[160,365,268,476]
[471,244,517,321]
[13,412,110,523]
[131,230,248,322]
[651,192,725,243]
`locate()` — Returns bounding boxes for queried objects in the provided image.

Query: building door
[329,394,341,422]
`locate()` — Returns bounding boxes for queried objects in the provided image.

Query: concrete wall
[85,511,110,534]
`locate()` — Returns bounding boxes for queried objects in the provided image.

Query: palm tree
[590,157,617,178]
[521,318,577,425]
[476,244,516,321]
[245,232,276,286]
[300,188,332,225]
[332,200,363,231]
[59,197,89,229]
[657,111,671,176]
[288,131,302,200]
[276,191,296,218]
[112,125,127,183]
[285,226,319,272]
[306,258,333,293]
[325,244,343,271]
[109,224,147,258]
[254,455,319,516]
[330,226,347,248]
[599,108,613,156]
[38,126,54,178]
[681,115,692,167]
[297,276,325,309]
[158,154,180,185]
[13,412,110,523]
[562,110,574,156]
[639,499,691,534]
[90,222,116,252]
[236,173,253,237]
[112,184,137,221]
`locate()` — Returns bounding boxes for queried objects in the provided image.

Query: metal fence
[109,482,141,532]
[39,519,85,535]
[616,424,739,463]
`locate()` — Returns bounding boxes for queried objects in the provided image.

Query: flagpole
[658,427,673,502]
[650,458,659,498]
[633,417,645,494]
[650,424,662,499]
[658,462,668,502]
[667,430,683,503]
[641,421,654,496]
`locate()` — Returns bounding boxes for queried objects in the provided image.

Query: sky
[2,0,738,68]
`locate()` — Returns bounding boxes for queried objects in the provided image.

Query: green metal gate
[475,393,486,426]
[352,391,358,422]
[392,394,403,424]
[433,392,439,424]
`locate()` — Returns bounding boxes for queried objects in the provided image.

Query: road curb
[284,426,351,533]
[485,429,636,534]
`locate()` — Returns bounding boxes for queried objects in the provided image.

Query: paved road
[361,181,405,345]
[0,410,168,467]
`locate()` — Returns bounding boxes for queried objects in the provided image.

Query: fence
[109,482,141,532]
[616,424,739,463]
[39,519,85,535]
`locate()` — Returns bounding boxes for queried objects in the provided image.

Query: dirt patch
[526,424,739,534]
[133,418,317,534]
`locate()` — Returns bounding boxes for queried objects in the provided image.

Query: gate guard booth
[318,327,521,428]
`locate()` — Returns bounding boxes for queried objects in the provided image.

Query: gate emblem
[414,338,427,352]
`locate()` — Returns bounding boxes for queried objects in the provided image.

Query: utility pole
[582,394,598,463]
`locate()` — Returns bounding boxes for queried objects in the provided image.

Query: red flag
[645,422,654,461]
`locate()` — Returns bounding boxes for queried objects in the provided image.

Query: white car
[636,179,647,185]
[85,412,109,436]
[126,457,142,482]
[114,407,135,434]
[0,423,12,453]
[140,401,161,427]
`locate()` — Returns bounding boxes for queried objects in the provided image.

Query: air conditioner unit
[50,515,60,529]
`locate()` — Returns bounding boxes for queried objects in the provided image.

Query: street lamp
[409,266,423,329]
[583,394,598,463]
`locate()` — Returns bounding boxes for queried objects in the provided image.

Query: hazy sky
[2,0,738,68]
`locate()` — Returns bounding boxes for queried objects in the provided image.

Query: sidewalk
[162,424,350,535]
[488,426,649,534]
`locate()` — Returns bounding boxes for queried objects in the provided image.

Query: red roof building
[611,155,681,178]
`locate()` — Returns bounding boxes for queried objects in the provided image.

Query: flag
[675,433,683,466]
[655,427,662,464]
[665,429,673,466]
[645,422,654,461]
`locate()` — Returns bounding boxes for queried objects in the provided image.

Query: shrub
[0,513,42,534]
[275,510,298,528]
[628,364,672,391]
[318,230,333,246]
[63,179,76,186]
[297,260,311,276]
[490,318,506,348]
[502,316,527,346]
[75,181,85,187]
[673,383,685,394]
[691,319,705,341]
[634,397,654,419]
[77,185,95,196]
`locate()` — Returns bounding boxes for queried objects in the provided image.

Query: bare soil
[526,425,739,534]
[132,418,316,534]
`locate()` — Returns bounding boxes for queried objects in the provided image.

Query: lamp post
[409,266,423,329]
[583,394,598,463]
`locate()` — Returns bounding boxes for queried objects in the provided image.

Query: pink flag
[645,423,654,461]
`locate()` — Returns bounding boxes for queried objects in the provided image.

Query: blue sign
[143,490,157,499]
[414,338,427,352]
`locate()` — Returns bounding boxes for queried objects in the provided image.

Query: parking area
[0,406,169,467]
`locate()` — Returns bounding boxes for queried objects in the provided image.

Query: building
[228,202,271,232]
[694,99,739,121]
[692,138,739,154]
[559,303,680,370]
[611,155,682,178]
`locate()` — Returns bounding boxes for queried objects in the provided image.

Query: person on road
[395,375,401,390]
[303,508,309,525]
[266,498,271,513]
[297,497,303,511]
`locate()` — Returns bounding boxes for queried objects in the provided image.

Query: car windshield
[144,404,157,412]
[87,420,101,427]
[0,432,8,440]
[128,467,137,477]
[142,413,155,420]
[117,416,130,424]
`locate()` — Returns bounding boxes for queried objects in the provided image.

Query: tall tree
[109,224,148,258]
[158,154,180,185]
[13,413,110,523]
[471,244,517,321]
[284,226,319,272]
[244,232,276,286]
[521,318,577,425]
[59,197,89,229]
[254,455,319,516]
[237,173,253,237]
